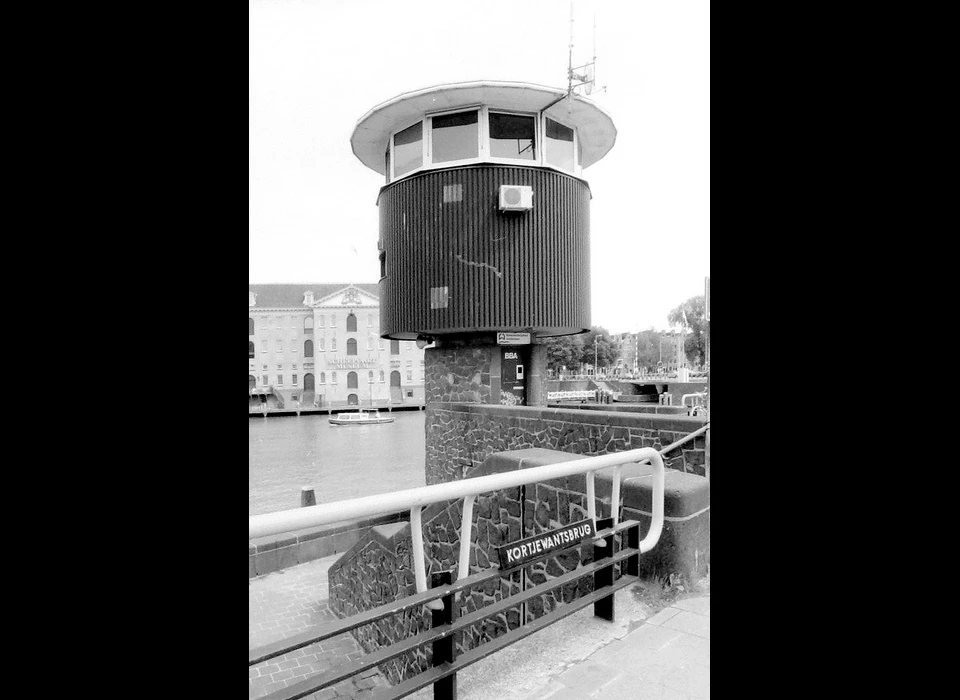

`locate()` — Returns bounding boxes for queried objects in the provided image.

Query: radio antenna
[566,6,602,107]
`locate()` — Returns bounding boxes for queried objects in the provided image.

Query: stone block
[276,543,299,570]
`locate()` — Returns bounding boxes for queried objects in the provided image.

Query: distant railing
[546,389,598,402]
[249,448,665,700]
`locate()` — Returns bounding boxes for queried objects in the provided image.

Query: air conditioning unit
[499,185,534,211]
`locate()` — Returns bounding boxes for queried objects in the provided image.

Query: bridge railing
[545,389,598,402]
[249,447,666,700]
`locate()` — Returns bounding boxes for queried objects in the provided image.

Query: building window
[276,340,282,353]
[304,339,313,358]
[248,341,255,358]
[393,121,423,178]
[292,374,298,385]
[379,338,384,351]
[545,117,575,172]
[407,371,413,381]
[430,109,479,163]
[332,371,337,384]
[391,340,400,355]
[261,375,268,386]
[320,372,326,384]
[304,317,314,334]
[331,314,336,328]
[319,315,325,328]
[332,338,337,352]
[368,370,374,383]
[489,112,536,161]
[379,370,385,383]
[347,372,358,389]
[347,338,357,356]
[262,363,268,371]
[249,318,255,335]
[277,375,283,386]
[261,340,268,353]
[292,363,297,370]
[277,363,283,370]
[318,337,325,351]
[346,313,357,332]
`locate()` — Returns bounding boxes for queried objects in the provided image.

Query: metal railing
[546,389,598,402]
[249,448,666,700]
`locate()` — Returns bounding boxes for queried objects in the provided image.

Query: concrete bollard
[301,487,316,508]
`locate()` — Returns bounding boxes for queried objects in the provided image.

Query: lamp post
[594,336,599,377]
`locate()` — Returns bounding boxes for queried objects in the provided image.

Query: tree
[635,328,662,372]
[580,327,619,371]
[667,295,708,367]
[541,327,619,374]
[542,333,584,373]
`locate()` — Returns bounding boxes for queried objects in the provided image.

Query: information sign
[497,332,531,345]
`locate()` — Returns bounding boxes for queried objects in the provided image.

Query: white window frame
[542,113,581,177]
[386,106,581,181]
[425,106,483,171]
[485,108,540,167]
[390,120,426,182]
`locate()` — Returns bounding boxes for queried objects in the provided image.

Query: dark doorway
[390,370,402,403]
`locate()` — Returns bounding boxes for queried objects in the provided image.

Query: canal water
[249,411,426,516]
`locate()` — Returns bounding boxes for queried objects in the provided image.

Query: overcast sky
[249,0,709,333]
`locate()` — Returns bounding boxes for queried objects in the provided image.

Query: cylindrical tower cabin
[351,80,615,408]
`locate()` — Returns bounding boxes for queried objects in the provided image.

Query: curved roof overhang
[350,80,617,176]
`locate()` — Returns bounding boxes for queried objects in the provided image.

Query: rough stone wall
[424,345,496,405]
[425,403,706,485]
[327,525,430,685]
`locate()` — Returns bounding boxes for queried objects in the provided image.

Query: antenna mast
[566,5,598,100]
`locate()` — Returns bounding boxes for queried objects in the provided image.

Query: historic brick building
[248,284,426,409]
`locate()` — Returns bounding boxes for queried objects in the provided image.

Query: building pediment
[312,285,379,308]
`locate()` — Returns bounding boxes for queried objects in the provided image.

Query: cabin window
[545,117,575,172]
[393,122,423,177]
[430,110,479,163]
[489,112,536,161]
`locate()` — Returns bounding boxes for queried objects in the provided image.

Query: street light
[594,336,599,377]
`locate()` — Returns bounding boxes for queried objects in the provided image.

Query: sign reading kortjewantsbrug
[496,519,596,569]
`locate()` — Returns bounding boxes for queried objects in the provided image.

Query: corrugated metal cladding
[378,164,591,339]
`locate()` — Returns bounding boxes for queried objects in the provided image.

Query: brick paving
[249,554,391,699]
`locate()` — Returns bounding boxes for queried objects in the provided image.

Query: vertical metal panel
[378,164,592,339]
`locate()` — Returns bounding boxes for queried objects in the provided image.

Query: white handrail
[249,448,665,597]
[680,392,707,407]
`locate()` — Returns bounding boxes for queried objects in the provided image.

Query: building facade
[248,284,426,409]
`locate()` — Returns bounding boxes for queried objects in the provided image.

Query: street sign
[496,518,596,569]
[497,332,531,345]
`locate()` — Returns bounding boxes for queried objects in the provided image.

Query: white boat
[329,409,394,426]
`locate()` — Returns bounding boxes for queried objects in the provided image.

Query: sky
[249,0,709,333]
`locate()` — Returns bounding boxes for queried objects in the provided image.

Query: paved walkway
[249,554,391,699]
[534,596,710,699]
[251,556,708,700]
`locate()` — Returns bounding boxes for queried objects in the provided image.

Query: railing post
[593,516,615,621]
[626,521,640,577]
[431,570,457,700]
